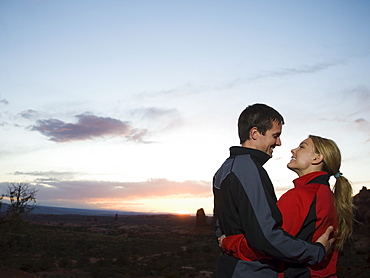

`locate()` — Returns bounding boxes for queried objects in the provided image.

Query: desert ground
[0,211,369,278]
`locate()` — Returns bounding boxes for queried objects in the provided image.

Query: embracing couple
[213,103,354,277]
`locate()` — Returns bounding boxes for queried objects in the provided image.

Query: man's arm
[230,156,326,265]
[220,226,334,261]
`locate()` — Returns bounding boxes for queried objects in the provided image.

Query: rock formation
[195,208,208,227]
[352,186,370,254]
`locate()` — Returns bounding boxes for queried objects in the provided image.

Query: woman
[221,135,354,277]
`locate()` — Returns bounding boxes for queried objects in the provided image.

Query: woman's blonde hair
[309,135,354,250]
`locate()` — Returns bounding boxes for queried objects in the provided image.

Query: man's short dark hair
[238,103,284,144]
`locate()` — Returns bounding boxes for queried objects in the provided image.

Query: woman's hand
[218,234,226,249]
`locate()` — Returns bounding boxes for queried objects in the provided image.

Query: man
[213,103,333,277]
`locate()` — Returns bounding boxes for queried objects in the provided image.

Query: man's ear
[312,153,324,165]
[250,127,259,140]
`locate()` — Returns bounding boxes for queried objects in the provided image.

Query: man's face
[255,121,282,157]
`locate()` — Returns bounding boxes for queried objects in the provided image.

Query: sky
[1,0,369,215]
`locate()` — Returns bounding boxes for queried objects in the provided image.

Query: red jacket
[222,171,338,277]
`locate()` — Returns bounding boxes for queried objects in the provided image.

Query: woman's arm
[221,233,270,261]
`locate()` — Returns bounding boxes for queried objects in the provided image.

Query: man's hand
[316,226,335,254]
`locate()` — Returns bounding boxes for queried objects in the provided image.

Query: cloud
[131,107,183,131]
[18,178,212,212]
[134,83,200,99]
[35,178,211,200]
[6,172,212,200]
[133,107,177,119]
[318,86,370,123]
[343,86,370,116]
[355,118,368,124]
[273,62,339,76]
[0,99,9,105]
[0,178,213,213]
[30,113,149,143]
[354,118,370,143]
[19,109,38,120]
[223,62,340,89]
[13,171,77,180]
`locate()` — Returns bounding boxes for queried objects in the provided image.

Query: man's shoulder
[229,146,270,165]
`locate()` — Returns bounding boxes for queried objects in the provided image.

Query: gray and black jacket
[213,146,325,278]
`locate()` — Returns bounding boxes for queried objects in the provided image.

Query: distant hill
[0,203,152,216]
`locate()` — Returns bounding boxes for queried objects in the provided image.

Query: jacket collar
[293,171,330,188]
[229,146,270,166]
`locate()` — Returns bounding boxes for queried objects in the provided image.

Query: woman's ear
[312,153,324,165]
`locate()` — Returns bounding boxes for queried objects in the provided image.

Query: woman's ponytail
[333,175,354,250]
[309,135,354,251]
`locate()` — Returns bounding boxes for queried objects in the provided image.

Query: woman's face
[287,137,319,176]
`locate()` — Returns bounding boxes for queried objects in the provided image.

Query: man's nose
[276,137,282,146]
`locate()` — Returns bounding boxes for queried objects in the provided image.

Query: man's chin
[263,148,273,157]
